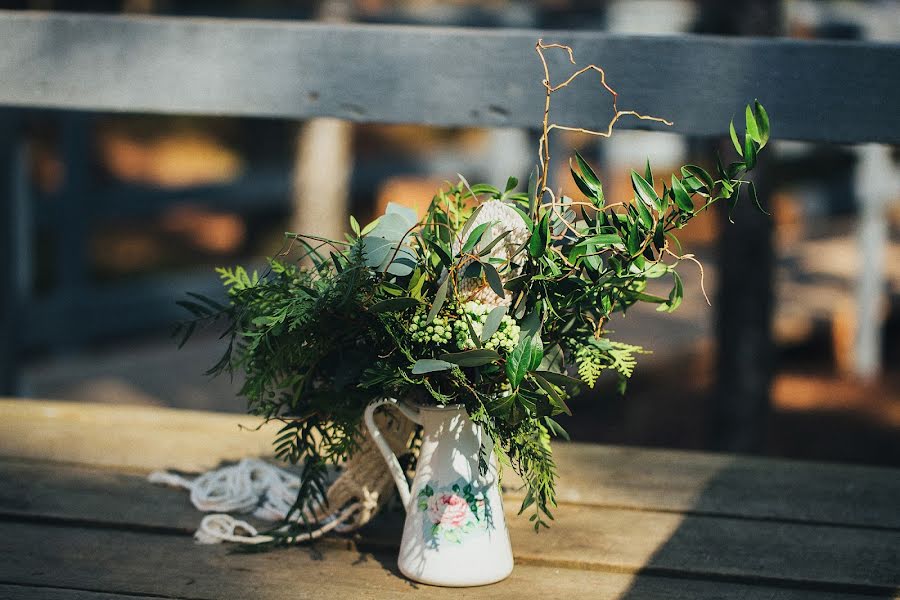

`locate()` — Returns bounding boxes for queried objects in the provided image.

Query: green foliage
[574,338,648,391]
[176,101,769,537]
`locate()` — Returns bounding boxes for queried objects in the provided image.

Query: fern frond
[574,337,648,388]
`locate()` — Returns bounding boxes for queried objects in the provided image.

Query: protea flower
[452,200,530,307]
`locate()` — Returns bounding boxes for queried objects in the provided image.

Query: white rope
[149,458,379,544]
[149,408,416,545]
[148,458,298,518]
[191,489,380,545]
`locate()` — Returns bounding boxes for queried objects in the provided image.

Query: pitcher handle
[364,398,422,511]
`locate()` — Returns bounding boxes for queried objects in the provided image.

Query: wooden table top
[1,399,898,599]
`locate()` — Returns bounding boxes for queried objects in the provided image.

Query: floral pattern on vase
[417,480,489,544]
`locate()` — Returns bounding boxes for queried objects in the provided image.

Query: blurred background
[1,0,898,466]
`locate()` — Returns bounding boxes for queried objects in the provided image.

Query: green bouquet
[176,40,769,534]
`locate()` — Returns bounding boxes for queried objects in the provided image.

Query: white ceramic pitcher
[364,398,514,587]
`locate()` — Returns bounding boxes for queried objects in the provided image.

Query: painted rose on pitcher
[417,482,488,543]
[428,492,472,528]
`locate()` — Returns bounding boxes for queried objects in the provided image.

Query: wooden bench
[1,11,898,599]
[1,398,898,598]
[2,10,899,450]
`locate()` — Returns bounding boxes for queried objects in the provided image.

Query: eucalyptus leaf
[534,370,582,392]
[360,216,381,236]
[457,203,484,243]
[527,166,539,214]
[481,306,508,342]
[488,391,517,419]
[439,349,502,367]
[461,221,494,255]
[532,372,572,415]
[369,212,413,241]
[360,236,394,268]
[385,202,418,228]
[385,253,416,276]
[503,273,530,292]
[412,359,455,374]
[507,204,534,233]
[479,230,513,256]
[481,261,506,299]
[426,278,448,324]
[537,344,564,372]
[425,239,452,267]
[369,297,420,313]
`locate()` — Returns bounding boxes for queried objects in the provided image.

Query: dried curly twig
[534,39,673,205]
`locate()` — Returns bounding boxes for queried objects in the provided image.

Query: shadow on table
[614,459,900,600]
[352,509,426,589]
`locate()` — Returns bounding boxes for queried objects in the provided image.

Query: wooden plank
[4,400,900,529]
[5,449,898,535]
[0,585,164,600]
[0,11,898,143]
[0,400,279,471]
[1,461,898,592]
[547,444,900,530]
[0,522,893,600]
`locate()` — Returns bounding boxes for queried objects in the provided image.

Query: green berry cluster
[452,301,520,352]
[409,311,453,346]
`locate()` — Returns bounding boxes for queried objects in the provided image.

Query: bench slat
[2,460,898,591]
[546,444,900,530]
[0,522,894,600]
[0,399,278,471]
[0,586,160,600]
[3,400,899,529]
[0,11,898,143]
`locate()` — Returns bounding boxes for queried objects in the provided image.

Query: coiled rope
[148,408,415,544]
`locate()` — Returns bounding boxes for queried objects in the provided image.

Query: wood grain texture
[0,585,162,599]
[1,460,898,592]
[0,399,278,471]
[0,522,895,600]
[0,11,898,143]
[4,400,900,529]
[543,444,900,529]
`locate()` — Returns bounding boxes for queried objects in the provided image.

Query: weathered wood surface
[0,586,155,600]
[4,400,899,529]
[0,399,279,471]
[0,522,894,600]
[1,459,898,592]
[3,398,900,533]
[0,11,898,143]
[2,400,898,598]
